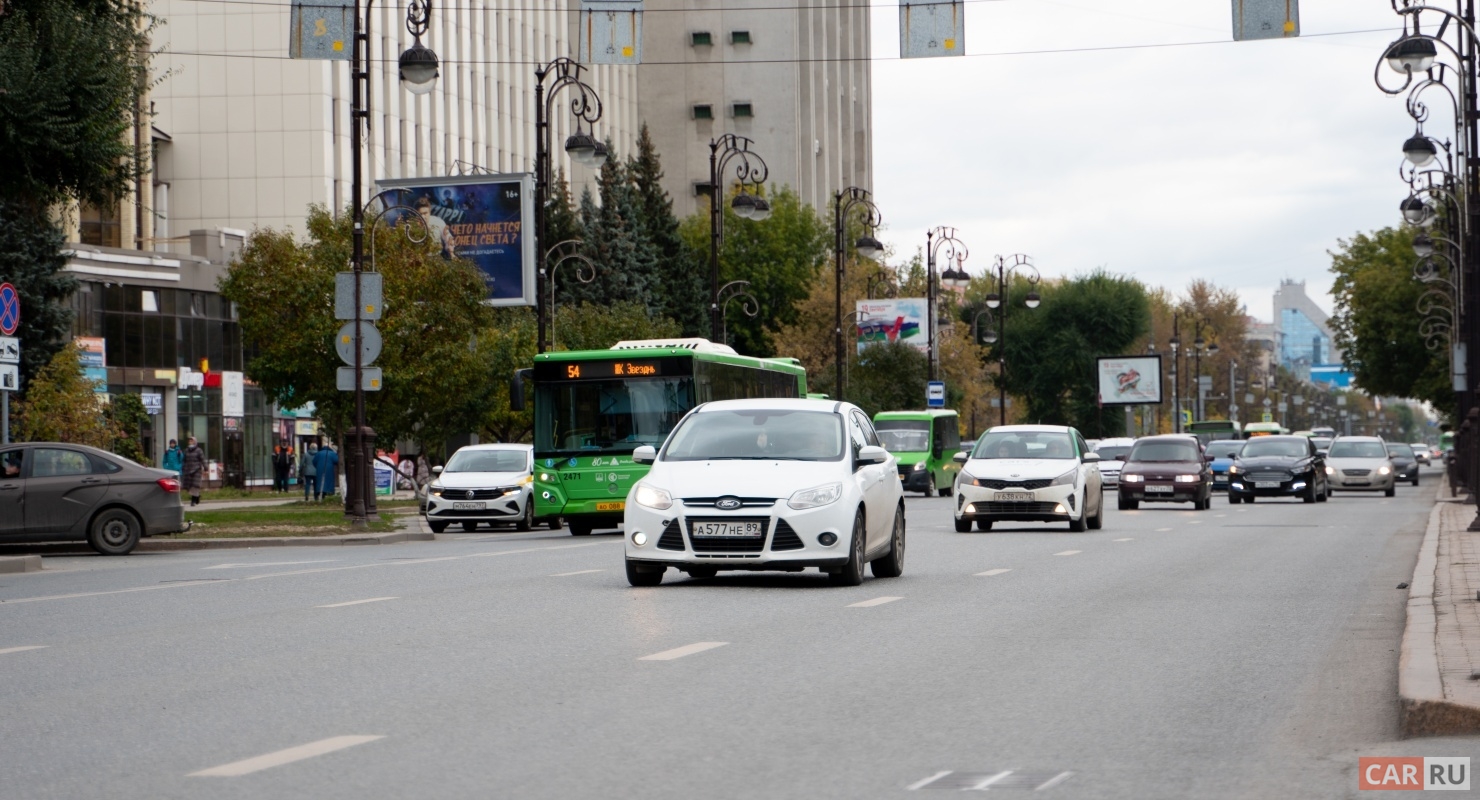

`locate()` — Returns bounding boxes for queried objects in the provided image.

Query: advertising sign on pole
[141,391,163,416]
[1096,355,1163,405]
[856,298,929,354]
[374,175,536,307]
[1232,0,1299,41]
[74,337,108,391]
[900,1,964,58]
[222,371,245,418]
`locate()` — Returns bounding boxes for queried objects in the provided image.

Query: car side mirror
[632,445,657,465]
[858,445,889,465]
[1204,454,1215,463]
[1116,454,1127,462]
[431,465,443,475]
[1083,452,1101,463]
[953,451,969,464]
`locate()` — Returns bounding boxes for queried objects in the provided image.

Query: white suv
[952,425,1105,532]
[622,398,906,586]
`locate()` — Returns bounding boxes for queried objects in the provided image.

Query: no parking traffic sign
[0,283,18,336]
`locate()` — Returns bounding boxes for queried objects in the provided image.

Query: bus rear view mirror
[510,368,533,411]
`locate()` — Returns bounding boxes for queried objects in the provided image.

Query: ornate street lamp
[708,135,770,341]
[833,188,883,400]
[924,228,968,383]
[984,254,1039,425]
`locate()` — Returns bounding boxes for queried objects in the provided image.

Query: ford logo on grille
[465,490,475,500]
[715,496,742,510]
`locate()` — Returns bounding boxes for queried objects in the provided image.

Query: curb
[136,530,434,551]
[0,555,42,574]
[1398,487,1480,736]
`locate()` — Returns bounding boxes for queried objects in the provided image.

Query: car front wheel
[870,505,906,578]
[89,508,141,555]
[516,502,534,532]
[625,559,663,586]
[954,515,972,533]
[428,520,448,533]
[829,511,866,586]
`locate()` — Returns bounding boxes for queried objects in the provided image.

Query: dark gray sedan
[1386,443,1421,486]
[0,443,186,555]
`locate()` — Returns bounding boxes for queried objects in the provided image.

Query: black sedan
[1227,435,1329,504]
[1386,443,1421,486]
[0,443,186,554]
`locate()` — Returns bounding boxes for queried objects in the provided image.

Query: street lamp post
[708,135,770,342]
[923,228,967,384]
[833,188,883,400]
[718,280,760,345]
[982,254,1040,426]
[545,239,596,351]
[534,58,606,355]
[344,0,439,525]
[1187,317,1218,420]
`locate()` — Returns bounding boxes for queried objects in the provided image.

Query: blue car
[1205,440,1244,491]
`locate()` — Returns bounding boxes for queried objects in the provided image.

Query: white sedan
[622,398,906,586]
[423,444,540,533]
[952,425,1105,532]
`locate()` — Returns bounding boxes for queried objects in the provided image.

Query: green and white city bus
[512,339,808,536]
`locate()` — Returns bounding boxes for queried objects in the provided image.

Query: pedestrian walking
[272,445,293,492]
[181,436,207,506]
[302,443,319,502]
[162,439,183,475]
[315,443,340,500]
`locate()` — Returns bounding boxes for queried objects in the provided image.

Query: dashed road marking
[551,569,604,577]
[190,735,384,777]
[975,569,1012,577]
[847,596,903,608]
[1214,514,1227,518]
[316,597,398,608]
[1112,538,1134,542]
[1155,527,1172,532]
[0,645,47,656]
[908,770,1075,791]
[1188,521,1202,525]
[1053,550,1081,556]
[639,641,728,661]
[204,560,337,570]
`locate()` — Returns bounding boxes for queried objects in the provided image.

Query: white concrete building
[149,0,639,252]
[637,0,874,217]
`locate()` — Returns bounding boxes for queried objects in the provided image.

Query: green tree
[14,344,117,447]
[847,341,930,418]
[628,124,706,335]
[568,147,660,310]
[1329,226,1451,411]
[220,206,497,452]
[0,198,77,390]
[678,187,831,356]
[107,392,148,464]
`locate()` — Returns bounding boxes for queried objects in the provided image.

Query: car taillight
[157,477,180,493]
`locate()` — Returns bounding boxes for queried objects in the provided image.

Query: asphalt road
[2,466,1474,799]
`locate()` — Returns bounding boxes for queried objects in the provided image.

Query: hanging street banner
[900,1,964,59]
[579,0,643,65]
[1232,0,1299,41]
[856,298,929,354]
[374,174,536,307]
[1096,355,1163,406]
[289,0,352,60]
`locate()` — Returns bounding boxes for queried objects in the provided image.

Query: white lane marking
[0,645,48,656]
[316,597,398,608]
[1155,527,1173,532]
[970,771,1015,789]
[1035,771,1075,791]
[1214,514,1227,518]
[204,560,337,570]
[907,771,953,790]
[189,735,384,777]
[639,641,728,661]
[847,596,903,608]
[551,569,604,577]
[1112,538,1134,542]
[1053,550,1081,556]
[975,569,1012,577]
[1188,521,1202,525]
[0,543,612,605]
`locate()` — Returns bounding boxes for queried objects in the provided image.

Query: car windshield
[1095,446,1132,460]
[444,449,528,473]
[1387,444,1415,458]
[1311,437,1332,451]
[972,431,1076,460]
[1329,441,1388,459]
[1239,439,1308,458]
[1128,440,1200,462]
[662,410,844,462]
[876,420,930,453]
[1206,441,1243,459]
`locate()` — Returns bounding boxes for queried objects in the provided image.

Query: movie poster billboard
[374,174,535,307]
[1097,355,1163,405]
[855,298,930,354]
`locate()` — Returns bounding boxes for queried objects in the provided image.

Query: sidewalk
[1399,485,1480,735]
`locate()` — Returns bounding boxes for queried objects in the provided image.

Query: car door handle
[0,484,16,491]
[81,478,104,485]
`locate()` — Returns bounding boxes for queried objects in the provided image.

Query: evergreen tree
[0,198,76,391]
[628,124,706,336]
[572,148,660,310]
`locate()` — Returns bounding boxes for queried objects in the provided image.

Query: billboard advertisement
[856,298,929,354]
[374,174,535,307]
[1096,355,1163,405]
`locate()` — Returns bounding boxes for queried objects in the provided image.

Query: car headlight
[429,483,443,497]
[1325,466,1335,475]
[1175,474,1199,483]
[1049,468,1077,487]
[1378,466,1391,475]
[1227,465,1241,475]
[913,462,926,471]
[634,483,673,510]
[1122,474,1144,483]
[788,482,842,510]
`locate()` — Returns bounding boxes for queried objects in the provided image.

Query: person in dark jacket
[182,436,207,506]
[302,443,318,502]
[272,446,293,492]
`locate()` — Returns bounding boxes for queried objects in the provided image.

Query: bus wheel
[569,521,593,536]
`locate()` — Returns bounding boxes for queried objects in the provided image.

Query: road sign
[335,321,382,366]
[337,366,383,391]
[0,283,19,336]
[1262,411,1273,423]
[335,272,383,320]
[900,1,964,59]
[0,336,17,364]
[1277,401,1288,413]
[926,380,945,408]
[0,364,16,392]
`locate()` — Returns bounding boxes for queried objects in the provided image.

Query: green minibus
[873,409,961,496]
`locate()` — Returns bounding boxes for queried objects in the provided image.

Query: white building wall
[151,0,639,252]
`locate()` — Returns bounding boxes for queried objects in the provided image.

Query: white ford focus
[952,424,1104,532]
[622,398,906,587]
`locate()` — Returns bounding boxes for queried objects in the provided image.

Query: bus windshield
[534,377,692,454]
[876,420,930,453]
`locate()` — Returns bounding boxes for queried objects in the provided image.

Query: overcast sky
[866,0,1412,321]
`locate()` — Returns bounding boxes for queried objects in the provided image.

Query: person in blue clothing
[314,443,340,500]
[161,439,183,475]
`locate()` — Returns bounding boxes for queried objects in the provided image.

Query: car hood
[1326,457,1390,470]
[433,471,528,488]
[647,459,853,499]
[1210,457,1234,471]
[1234,455,1312,470]
[1122,460,1202,476]
[962,458,1078,481]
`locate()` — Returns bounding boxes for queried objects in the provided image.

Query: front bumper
[1211,471,1229,490]
[624,500,853,570]
[1119,482,1202,503]
[899,467,932,492]
[1329,472,1396,490]
[1227,475,1311,498]
[425,486,530,523]
[954,482,1077,523]
[1098,470,1121,488]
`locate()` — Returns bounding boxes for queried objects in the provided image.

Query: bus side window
[944,416,960,452]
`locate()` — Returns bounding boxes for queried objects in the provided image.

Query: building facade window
[692,104,714,120]
[79,203,122,248]
[1279,308,1332,368]
[691,31,712,46]
[730,30,752,44]
[732,102,754,118]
